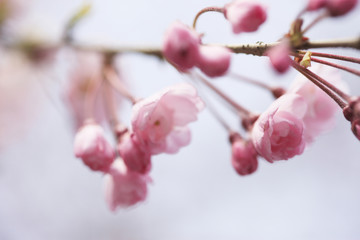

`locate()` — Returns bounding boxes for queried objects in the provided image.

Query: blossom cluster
[0,0,359,212]
[73,83,204,211]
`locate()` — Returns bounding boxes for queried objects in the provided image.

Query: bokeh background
[1,0,360,239]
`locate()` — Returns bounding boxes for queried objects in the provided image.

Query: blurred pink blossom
[118,132,152,174]
[104,159,151,211]
[307,0,327,11]
[326,0,358,16]
[196,45,232,77]
[74,123,115,172]
[132,83,204,154]
[266,41,291,74]
[162,21,201,72]
[224,0,267,34]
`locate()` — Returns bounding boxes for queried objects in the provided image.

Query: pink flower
[196,45,232,77]
[231,139,258,176]
[326,0,357,16]
[162,21,201,72]
[74,122,115,172]
[307,0,327,11]
[104,159,151,211]
[288,65,345,143]
[224,0,267,34]
[118,132,152,174]
[266,41,291,74]
[132,83,204,154]
[251,94,307,162]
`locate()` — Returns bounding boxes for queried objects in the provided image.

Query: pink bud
[231,140,258,176]
[326,0,358,16]
[104,159,151,211]
[118,133,152,174]
[251,94,307,162]
[266,42,291,74]
[162,21,201,71]
[224,0,267,34]
[74,123,115,172]
[307,0,327,11]
[196,45,232,77]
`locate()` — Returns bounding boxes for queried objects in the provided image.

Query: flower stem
[229,72,285,98]
[296,50,360,64]
[311,57,360,77]
[301,11,329,34]
[202,94,233,133]
[291,61,348,109]
[103,63,138,105]
[194,72,251,118]
[102,79,120,131]
[84,76,102,120]
[193,7,224,29]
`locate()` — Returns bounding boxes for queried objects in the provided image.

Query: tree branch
[3,37,360,59]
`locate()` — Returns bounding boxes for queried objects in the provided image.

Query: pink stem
[195,73,252,118]
[311,57,360,77]
[291,61,348,109]
[297,51,360,64]
[103,64,138,105]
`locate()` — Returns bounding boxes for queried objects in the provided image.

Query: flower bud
[196,45,232,77]
[118,133,152,174]
[266,41,291,74]
[104,159,151,211]
[326,0,358,16]
[231,140,258,176]
[74,123,115,172]
[162,21,201,71]
[307,0,327,11]
[224,0,267,34]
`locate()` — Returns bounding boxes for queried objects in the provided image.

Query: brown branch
[3,37,360,59]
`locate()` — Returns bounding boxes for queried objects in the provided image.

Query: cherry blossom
[224,0,267,34]
[326,0,358,16]
[132,83,204,154]
[162,21,201,72]
[307,0,327,11]
[251,94,307,162]
[196,45,232,77]
[231,139,258,176]
[104,159,151,211]
[266,41,291,74]
[118,132,152,174]
[74,122,115,172]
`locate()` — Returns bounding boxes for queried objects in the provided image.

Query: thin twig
[103,64,138,105]
[193,6,224,29]
[194,72,252,118]
[291,61,348,109]
[311,57,360,77]
[297,50,360,64]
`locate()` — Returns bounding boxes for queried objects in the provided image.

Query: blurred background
[1,0,360,239]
